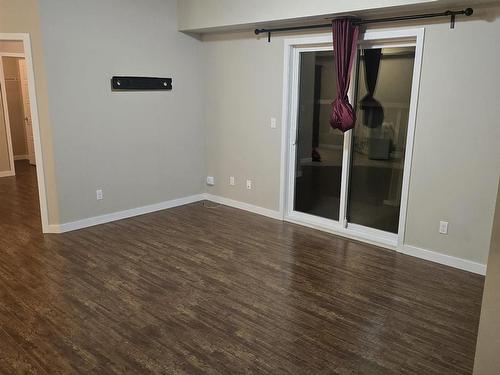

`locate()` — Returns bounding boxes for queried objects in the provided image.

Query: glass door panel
[347,46,416,233]
[293,51,344,221]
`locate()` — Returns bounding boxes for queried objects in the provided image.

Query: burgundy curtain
[330,19,359,133]
[360,48,384,128]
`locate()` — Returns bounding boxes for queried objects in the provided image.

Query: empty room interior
[0,0,499,374]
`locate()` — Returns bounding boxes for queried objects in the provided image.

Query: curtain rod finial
[465,8,474,16]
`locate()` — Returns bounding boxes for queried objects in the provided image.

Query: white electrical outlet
[246,179,252,190]
[439,221,449,235]
[229,176,235,186]
[270,117,277,129]
[96,189,103,201]
[206,176,215,186]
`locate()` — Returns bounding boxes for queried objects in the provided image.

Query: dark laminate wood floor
[0,161,484,374]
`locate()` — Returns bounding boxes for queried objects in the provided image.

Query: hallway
[0,160,41,233]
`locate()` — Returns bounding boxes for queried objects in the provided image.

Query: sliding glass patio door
[286,32,421,247]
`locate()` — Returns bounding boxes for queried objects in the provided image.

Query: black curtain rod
[255,8,473,42]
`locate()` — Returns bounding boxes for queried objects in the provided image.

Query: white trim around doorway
[0,56,15,177]
[0,33,50,233]
[279,28,425,253]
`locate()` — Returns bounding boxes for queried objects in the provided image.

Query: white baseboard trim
[205,195,486,275]
[44,224,63,234]
[44,191,487,275]
[400,245,486,275]
[203,193,282,220]
[49,193,281,234]
[55,194,205,233]
[14,154,28,160]
[0,170,15,178]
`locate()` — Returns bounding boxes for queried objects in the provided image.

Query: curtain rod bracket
[445,10,457,29]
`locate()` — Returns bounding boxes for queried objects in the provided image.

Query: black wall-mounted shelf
[111,76,172,91]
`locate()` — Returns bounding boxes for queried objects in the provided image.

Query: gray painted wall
[38,0,206,223]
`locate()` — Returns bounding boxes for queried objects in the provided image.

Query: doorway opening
[0,34,48,232]
[283,29,424,249]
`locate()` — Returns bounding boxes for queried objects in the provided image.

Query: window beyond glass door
[294,51,344,221]
[347,46,416,233]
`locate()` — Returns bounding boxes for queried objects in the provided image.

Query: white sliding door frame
[280,28,425,251]
[0,33,50,233]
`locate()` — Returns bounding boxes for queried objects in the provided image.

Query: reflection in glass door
[294,51,344,221]
[348,46,416,233]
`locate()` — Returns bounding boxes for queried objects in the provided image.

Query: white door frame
[0,55,16,177]
[0,52,27,173]
[279,28,425,251]
[0,33,50,233]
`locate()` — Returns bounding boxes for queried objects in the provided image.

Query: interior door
[18,58,35,165]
